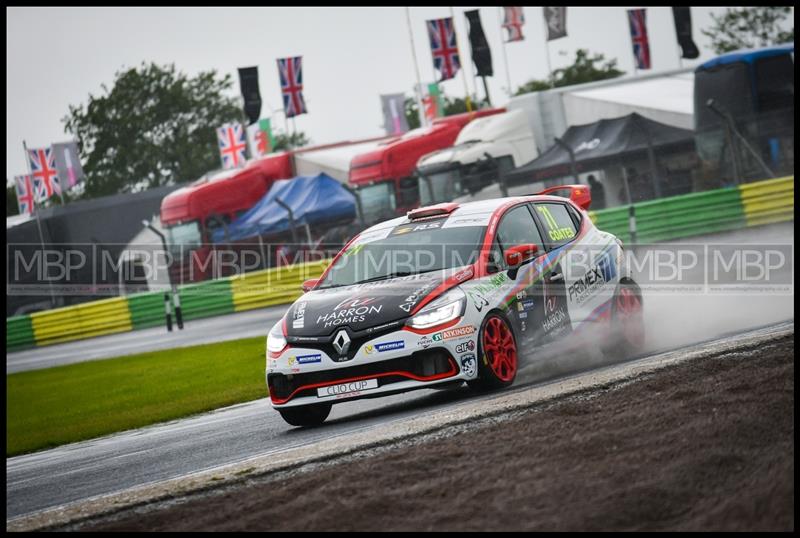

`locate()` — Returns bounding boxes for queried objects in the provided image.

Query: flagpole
[450,6,473,112]
[541,8,555,88]
[23,139,57,308]
[498,7,513,97]
[405,7,428,127]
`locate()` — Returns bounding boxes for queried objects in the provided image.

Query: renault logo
[332,330,351,356]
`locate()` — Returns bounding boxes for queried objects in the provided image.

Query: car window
[533,203,578,245]
[494,205,545,264]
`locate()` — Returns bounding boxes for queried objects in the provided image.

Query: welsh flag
[248,118,277,158]
[423,83,445,122]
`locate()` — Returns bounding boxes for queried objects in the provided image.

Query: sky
[5,6,759,183]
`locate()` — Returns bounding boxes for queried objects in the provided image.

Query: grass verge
[7,336,266,457]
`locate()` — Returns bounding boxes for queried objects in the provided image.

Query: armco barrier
[29,296,133,347]
[6,176,794,351]
[588,175,794,244]
[6,315,35,351]
[231,259,330,313]
[178,278,234,322]
[739,176,794,227]
[127,291,168,331]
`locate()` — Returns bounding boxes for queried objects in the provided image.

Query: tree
[272,131,311,152]
[702,7,794,54]
[514,49,625,96]
[404,93,487,130]
[63,62,244,198]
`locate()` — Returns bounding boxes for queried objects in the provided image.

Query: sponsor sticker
[317,378,379,398]
[292,301,306,329]
[417,336,434,348]
[317,297,383,329]
[567,252,617,305]
[366,340,405,354]
[460,354,477,377]
[295,353,322,364]
[391,220,445,235]
[439,326,476,340]
[399,282,437,313]
[455,340,475,354]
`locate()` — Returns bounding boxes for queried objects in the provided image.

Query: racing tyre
[278,403,332,427]
[469,313,518,390]
[604,279,645,359]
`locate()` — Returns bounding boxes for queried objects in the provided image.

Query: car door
[530,201,586,339]
[488,204,550,344]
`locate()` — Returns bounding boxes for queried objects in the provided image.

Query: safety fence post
[164,292,173,332]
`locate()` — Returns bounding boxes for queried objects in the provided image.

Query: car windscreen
[318,222,485,289]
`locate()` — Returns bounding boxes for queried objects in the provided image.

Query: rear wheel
[277,402,332,427]
[604,280,645,358]
[468,313,518,390]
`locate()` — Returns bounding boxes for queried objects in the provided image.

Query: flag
[426,17,461,82]
[277,56,307,118]
[14,174,35,216]
[543,7,567,41]
[502,7,525,42]
[28,147,61,201]
[381,93,410,136]
[422,83,445,122]
[52,141,85,190]
[465,10,493,77]
[238,66,262,125]
[247,118,276,158]
[627,9,652,70]
[217,123,247,169]
[672,7,699,59]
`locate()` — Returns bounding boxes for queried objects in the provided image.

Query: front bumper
[267,322,478,408]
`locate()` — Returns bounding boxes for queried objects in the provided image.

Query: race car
[266,185,644,426]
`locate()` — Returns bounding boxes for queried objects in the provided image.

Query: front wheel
[277,402,332,427]
[468,313,518,391]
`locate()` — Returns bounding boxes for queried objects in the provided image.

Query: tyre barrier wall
[6,176,794,352]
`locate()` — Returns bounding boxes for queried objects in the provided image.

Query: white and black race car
[266,185,644,426]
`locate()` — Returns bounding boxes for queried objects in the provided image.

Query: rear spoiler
[534,184,591,210]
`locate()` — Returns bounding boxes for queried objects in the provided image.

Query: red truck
[160,137,392,282]
[349,108,505,222]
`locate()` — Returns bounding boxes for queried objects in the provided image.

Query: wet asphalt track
[6,223,794,520]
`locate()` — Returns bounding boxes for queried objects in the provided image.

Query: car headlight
[408,289,465,330]
[266,321,287,356]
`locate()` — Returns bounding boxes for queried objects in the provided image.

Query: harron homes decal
[317,297,383,329]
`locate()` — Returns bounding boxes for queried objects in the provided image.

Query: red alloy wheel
[482,316,518,382]
[616,286,644,347]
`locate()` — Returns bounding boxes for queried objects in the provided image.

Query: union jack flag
[14,174,35,215]
[277,56,307,118]
[28,147,61,202]
[427,18,461,82]
[502,7,525,42]
[217,123,247,169]
[628,9,651,70]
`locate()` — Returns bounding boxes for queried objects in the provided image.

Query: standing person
[587,174,606,209]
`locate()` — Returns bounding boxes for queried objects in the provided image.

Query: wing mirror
[505,243,539,269]
[301,278,319,292]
